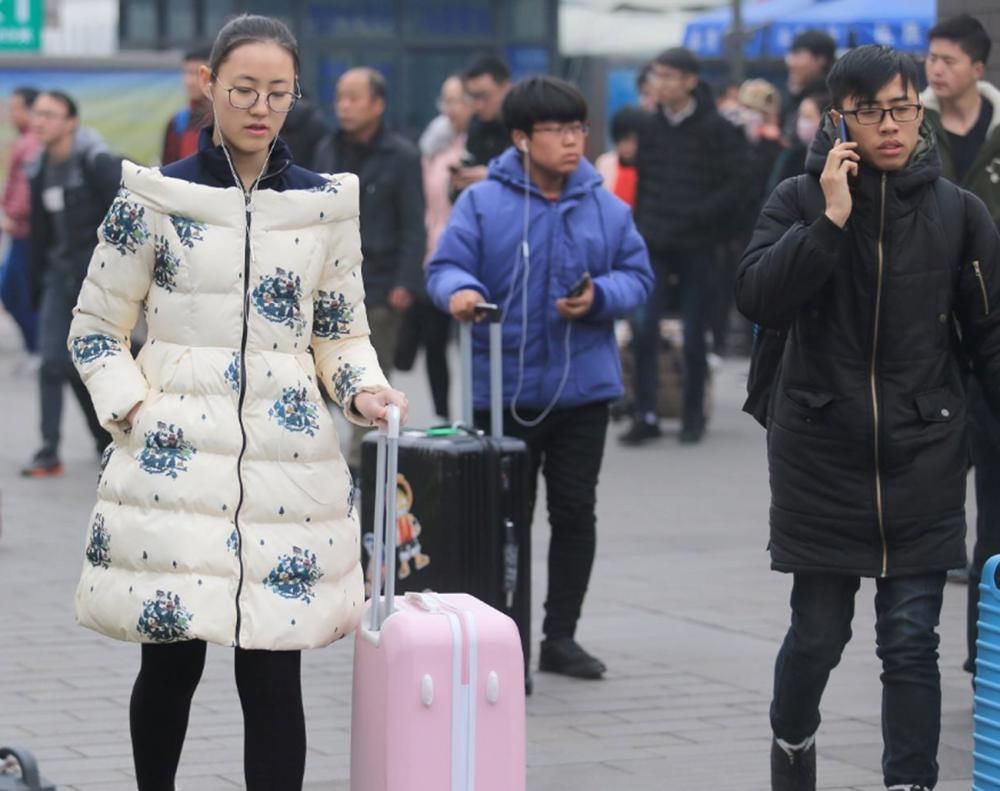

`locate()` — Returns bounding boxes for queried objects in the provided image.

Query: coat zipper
[233,191,252,646]
[871,173,888,578]
[973,260,990,316]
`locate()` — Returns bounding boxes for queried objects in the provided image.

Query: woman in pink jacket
[0,86,41,368]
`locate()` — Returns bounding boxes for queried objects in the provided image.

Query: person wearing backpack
[22,90,122,477]
[735,45,1000,791]
[161,44,211,166]
[921,13,1000,680]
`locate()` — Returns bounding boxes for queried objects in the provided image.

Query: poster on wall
[0,65,183,185]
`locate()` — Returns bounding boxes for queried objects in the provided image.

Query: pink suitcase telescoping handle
[368,403,401,632]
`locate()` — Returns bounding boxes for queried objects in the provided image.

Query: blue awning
[766,0,934,54]
[683,0,935,59]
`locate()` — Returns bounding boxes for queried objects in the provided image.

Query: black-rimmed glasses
[839,104,922,125]
[214,76,300,114]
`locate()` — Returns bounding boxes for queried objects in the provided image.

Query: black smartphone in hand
[566,272,592,299]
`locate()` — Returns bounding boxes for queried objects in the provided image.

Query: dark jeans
[631,246,710,427]
[131,641,305,791]
[771,572,945,789]
[967,378,1000,671]
[0,238,38,353]
[476,401,609,640]
[38,273,110,454]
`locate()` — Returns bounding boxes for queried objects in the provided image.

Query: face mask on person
[796,116,819,146]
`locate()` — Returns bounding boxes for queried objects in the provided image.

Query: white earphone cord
[503,146,574,429]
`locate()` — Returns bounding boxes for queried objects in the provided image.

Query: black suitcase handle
[0,746,43,788]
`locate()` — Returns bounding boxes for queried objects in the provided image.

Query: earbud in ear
[519,139,529,153]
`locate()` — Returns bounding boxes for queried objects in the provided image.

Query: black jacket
[28,128,121,307]
[465,116,508,168]
[280,100,331,172]
[314,125,426,305]
[735,119,1000,578]
[634,84,749,250]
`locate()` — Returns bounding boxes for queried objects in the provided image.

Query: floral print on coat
[153,235,181,292]
[331,363,365,406]
[137,422,197,478]
[71,334,122,366]
[169,215,207,248]
[264,547,323,604]
[313,290,354,339]
[224,352,241,394]
[269,387,320,436]
[252,268,305,336]
[102,192,150,255]
[137,590,193,642]
[86,513,111,569]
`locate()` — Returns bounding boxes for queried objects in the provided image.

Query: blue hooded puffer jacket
[426,147,653,411]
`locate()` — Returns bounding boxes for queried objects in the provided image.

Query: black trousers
[477,401,610,640]
[130,640,305,791]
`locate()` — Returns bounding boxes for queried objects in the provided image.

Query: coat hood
[486,146,604,202]
[921,81,1000,139]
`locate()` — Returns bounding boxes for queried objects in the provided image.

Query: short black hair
[827,45,920,109]
[636,62,653,91]
[184,43,212,63]
[654,47,699,76]
[501,76,587,136]
[463,53,510,85]
[790,30,837,65]
[12,86,39,107]
[610,105,644,143]
[38,89,78,118]
[929,14,991,66]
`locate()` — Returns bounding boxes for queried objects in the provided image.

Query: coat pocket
[914,387,957,423]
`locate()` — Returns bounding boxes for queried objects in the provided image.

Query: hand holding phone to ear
[821,115,860,228]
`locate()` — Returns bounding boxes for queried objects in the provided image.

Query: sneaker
[539,638,606,680]
[21,448,64,478]
[618,420,661,446]
[771,737,816,791]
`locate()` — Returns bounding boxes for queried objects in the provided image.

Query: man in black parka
[736,46,1000,791]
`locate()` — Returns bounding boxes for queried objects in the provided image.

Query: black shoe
[618,420,661,446]
[539,638,606,680]
[679,422,706,444]
[21,448,64,478]
[771,737,816,791]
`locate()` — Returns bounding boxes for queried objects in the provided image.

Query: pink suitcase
[350,406,527,791]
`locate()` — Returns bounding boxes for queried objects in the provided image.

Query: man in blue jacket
[427,76,653,679]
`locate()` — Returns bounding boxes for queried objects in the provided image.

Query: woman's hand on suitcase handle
[449,289,488,322]
[355,388,409,429]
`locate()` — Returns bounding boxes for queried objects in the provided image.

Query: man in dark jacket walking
[921,13,1000,680]
[314,67,426,469]
[23,90,120,476]
[735,45,1000,791]
[622,47,748,445]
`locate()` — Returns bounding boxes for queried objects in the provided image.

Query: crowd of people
[2,9,1000,791]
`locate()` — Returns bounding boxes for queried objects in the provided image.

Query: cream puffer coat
[69,161,389,650]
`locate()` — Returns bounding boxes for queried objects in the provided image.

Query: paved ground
[0,318,979,790]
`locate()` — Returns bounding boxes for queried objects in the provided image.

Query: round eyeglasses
[214,77,300,114]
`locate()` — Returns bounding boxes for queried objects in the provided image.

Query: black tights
[130,641,306,791]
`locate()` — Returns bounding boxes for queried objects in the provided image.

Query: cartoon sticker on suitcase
[363,473,431,592]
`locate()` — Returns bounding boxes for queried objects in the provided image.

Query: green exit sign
[0,0,42,51]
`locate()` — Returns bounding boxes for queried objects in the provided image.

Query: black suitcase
[361,310,533,683]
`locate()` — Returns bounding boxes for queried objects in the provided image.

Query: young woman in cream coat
[68,15,407,791]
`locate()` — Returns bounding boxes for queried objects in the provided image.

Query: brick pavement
[0,321,977,790]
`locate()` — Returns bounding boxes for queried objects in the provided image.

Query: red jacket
[2,130,40,239]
